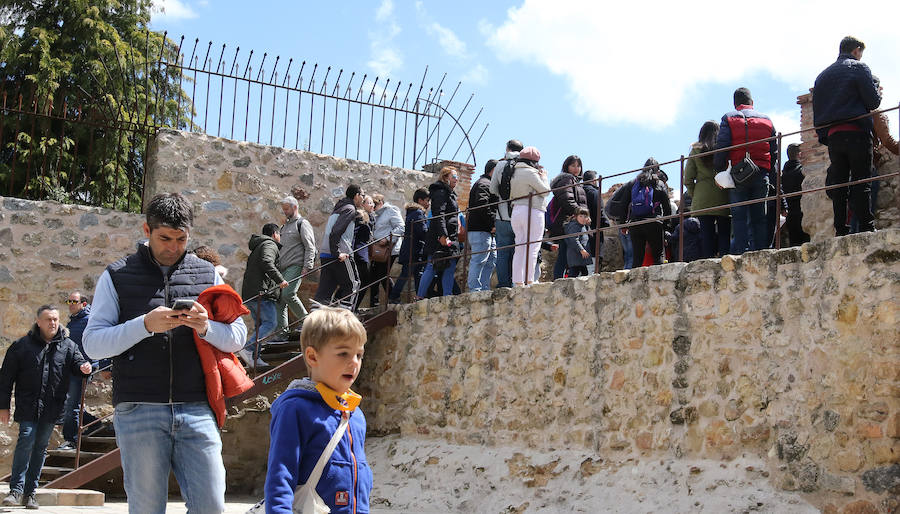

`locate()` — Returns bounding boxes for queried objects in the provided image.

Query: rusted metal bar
[678,155,685,262]
[774,132,783,249]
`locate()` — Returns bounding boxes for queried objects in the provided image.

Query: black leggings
[630,221,664,268]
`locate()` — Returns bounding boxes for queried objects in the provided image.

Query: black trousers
[630,221,664,268]
[827,131,874,235]
[313,256,359,309]
[368,256,394,307]
[785,199,809,246]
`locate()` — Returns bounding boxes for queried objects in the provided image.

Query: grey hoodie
[279,214,317,271]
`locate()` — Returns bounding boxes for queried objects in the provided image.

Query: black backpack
[498,159,517,217]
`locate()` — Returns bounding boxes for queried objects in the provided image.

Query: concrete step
[0,485,104,507]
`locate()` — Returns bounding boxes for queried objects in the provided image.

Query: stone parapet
[359,229,900,511]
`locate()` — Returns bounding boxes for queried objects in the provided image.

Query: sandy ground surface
[364,435,820,513]
[0,435,822,513]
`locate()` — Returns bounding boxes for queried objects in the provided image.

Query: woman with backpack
[548,155,587,280]
[683,120,731,258]
[508,146,550,286]
[618,158,672,268]
[416,167,460,299]
[353,195,375,309]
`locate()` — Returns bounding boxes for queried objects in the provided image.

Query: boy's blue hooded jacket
[265,378,372,514]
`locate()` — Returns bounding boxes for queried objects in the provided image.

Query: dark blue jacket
[397,204,427,265]
[714,105,777,172]
[813,53,881,145]
[265,379,372,514]
[668,217,702,263]
[67,305,91,358]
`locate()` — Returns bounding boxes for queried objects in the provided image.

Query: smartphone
[171,299,195,311]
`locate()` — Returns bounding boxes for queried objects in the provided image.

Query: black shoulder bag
[729,111,760,187]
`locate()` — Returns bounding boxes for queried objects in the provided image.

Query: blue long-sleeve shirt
[83,268,246,360]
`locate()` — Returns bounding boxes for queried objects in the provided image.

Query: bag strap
[305,411,350,491]
[740,111,751,156]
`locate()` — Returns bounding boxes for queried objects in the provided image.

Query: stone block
[857,423,883,439]
[835,448,864,472]
[839,500,878,514]
[818,472,856,495]
[860,463,900,494]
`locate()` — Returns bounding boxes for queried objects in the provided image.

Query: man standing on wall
[813,36,882,236]
[467,159,499,292]
[83,192,247,513]
[1,305,91,510]
[489,139,524,288]
[714,87,777,254]
[58,291,99,450]
[313,185,365,309]
[275,196,316,338]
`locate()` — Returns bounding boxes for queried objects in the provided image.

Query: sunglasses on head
[64,299,82,305]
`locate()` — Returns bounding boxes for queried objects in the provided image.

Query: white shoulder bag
[247,411,350,514]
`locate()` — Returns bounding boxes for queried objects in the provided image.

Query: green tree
[0,0,189,211]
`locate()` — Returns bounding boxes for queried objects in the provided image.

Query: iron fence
[0,31,488,212]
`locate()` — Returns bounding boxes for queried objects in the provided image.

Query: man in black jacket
[813,36,881,235]
[239,223,288,367]
[58,291,100,451]
[83,193,246,513]
[467,159,499,292]
[1,305,91,509]
[582,170,609,272]
[781,144,810,246]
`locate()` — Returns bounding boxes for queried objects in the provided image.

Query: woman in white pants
[508,146,550,286]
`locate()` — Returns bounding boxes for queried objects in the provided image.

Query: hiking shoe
[2,491,21,506]
[24,493,38,509]
[57,440,76,450]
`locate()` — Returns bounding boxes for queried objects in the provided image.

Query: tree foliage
[0,0,189,211]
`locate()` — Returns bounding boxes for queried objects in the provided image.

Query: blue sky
[151,0,900,191]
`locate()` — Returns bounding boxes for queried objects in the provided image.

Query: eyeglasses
[64,299,82,305]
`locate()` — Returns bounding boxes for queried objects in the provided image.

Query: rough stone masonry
[358,229,899,513]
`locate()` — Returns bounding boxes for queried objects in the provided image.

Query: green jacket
[684,145,730,217]
[241,235,286,302]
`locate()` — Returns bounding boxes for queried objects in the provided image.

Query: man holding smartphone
[83,192,246,513]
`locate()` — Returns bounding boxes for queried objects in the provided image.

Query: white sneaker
[253,356,269,367]
[236,349,254,366]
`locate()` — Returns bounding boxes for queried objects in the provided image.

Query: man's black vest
[107,244,215,405]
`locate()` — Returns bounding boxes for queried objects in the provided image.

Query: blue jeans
[494,219,515,288]
[698,215,731,259]
[244,298,277,356]
[466,231,496,292]
[9,421,54,496]
[417,257,458,298]
[62,374,98,443]
[553,238,568,279]
[618,231,633,270]
[729,173,769,254]
[114,401,226,514]
[389,261,423,302]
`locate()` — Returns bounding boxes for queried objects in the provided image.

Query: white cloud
[367,0,403,78]
[427,22,468,59]
[463,64,488,85]
[375,0,394,22]
[767,110,802,150]
[151,0,198,20]
[485,0,900,129]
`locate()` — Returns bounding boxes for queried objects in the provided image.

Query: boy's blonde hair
[300,307,367,352]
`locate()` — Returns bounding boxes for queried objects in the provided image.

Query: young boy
[264,306,372,513]
[564,208,593,278]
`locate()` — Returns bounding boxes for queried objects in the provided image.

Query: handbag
[370,238,390,263]
[729,111,760,187]
[246,412,350,514]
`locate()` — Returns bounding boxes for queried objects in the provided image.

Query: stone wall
[144,129,434,303]
[797,93,900,240]
[358,229,900,512]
